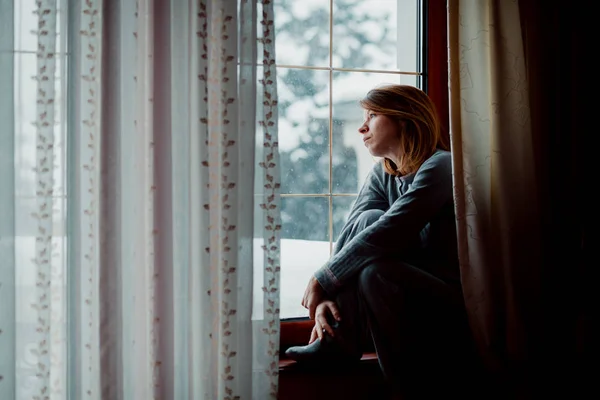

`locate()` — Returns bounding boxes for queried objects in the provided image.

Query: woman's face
[358,110,402,160]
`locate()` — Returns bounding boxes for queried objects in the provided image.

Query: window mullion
[328,0,334,256]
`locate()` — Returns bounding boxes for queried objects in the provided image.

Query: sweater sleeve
[334,163,389,245]
[314,152,454,296]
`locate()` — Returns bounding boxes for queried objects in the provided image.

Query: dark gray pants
[333,210,476,394]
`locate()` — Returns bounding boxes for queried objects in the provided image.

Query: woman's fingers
[315,302,337,338]
[319,317,335,338]
[301,277,316,311]
[315,321,324,341]
[309,326,318,344]
[307,291,318,320]
[308,301,317,320]
[301,278,310,307]
[326,301,342,322]
[301,286,307,308]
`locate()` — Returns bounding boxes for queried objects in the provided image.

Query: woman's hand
[308,300,342,344]
[301,275,326,319]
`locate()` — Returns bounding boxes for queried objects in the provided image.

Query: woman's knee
[354,209,385,231]
[357,263,390,300]
[357,261,412,303]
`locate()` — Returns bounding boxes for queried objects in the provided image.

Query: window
[271,0,425,320]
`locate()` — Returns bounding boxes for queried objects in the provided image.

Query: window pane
[330,118,360,194]
[278,68,330,194]
[332,71,415,193]
[281,196,329,242]
[332,0,420,72]
[280,196,330,318]
[280,235,330,319]
[273,0,330,67]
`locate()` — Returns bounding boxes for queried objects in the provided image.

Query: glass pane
[332,0,420,72]
[273,0,330,67]
[280,196,330,318]
[281,196,329,241]
[278,67,330,194]
[332,195,356,244]
[332,71,413,193]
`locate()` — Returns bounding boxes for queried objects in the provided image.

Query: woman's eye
[369,113,376,118]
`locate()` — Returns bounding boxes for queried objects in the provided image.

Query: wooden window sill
[278,351,388,399]
[279,352,379,371]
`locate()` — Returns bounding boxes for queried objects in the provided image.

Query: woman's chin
[366,147,381,157]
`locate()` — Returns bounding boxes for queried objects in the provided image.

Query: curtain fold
[448,0,542,376]
[0,0,17,397]
[72,0,103,397]
[1,0,280,399]
[254,1,281,397]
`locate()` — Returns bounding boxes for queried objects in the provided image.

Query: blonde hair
[359,84,449,176]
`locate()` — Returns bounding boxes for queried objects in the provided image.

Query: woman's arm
[315,151,454,296]
[333,162,389,253]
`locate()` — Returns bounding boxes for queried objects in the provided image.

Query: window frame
[278,0,450,353]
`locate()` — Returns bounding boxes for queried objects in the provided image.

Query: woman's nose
[358,124,368,134]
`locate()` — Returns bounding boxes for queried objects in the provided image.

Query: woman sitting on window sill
[285,84,478,398]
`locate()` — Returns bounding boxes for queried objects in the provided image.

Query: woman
[285,84,476,397]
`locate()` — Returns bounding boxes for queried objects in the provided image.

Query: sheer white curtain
[0,0,281,399]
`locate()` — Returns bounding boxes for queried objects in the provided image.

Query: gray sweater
[314,149,460,296]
